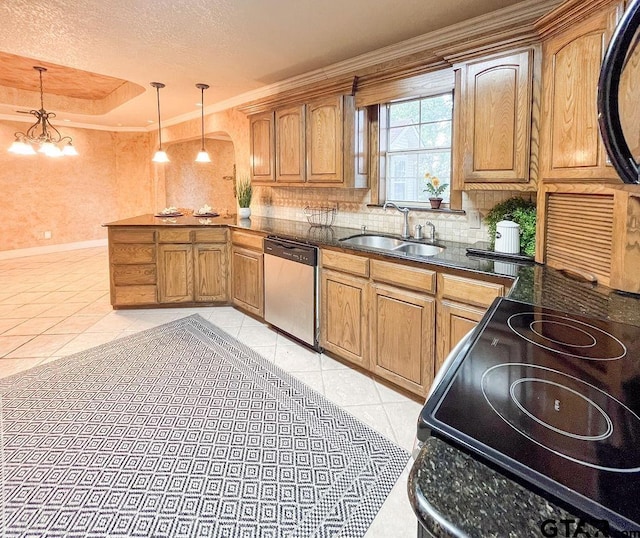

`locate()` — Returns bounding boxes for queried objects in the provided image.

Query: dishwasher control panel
[264,238,318,266]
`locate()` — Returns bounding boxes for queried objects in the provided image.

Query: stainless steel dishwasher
[263,237,320,350]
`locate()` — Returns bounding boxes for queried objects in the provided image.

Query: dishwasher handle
[264,238,318,266]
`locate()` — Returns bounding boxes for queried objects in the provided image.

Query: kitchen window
[383,92,453,206]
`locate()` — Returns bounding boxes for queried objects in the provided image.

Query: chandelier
[8,66,78,157]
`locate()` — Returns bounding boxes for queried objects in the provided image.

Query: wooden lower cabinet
[370,283,435,397]
[194,244,228,302]
[109,227,158,307]
[437,300,487,374]
[320,269,369,369]
[231,246,264,317]
[156,241,228,305]
[158,244,194,303]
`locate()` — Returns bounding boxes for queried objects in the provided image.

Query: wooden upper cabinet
[460,49,534,184]
[250,112,275,183]
[275,105,305,182]
[540,4,621,181]
[249,94,366,188]
[306,95,344,183]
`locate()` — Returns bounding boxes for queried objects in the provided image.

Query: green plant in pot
[484,196,537,257]
[236,176,252,219]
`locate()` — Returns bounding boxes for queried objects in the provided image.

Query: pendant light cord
[156,86,163,150]
[38,68,44,110]
[200,87,205,151]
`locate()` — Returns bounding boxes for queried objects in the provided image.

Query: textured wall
[0,108,249,252]
[0,120,152,251]
[164,139,236,215]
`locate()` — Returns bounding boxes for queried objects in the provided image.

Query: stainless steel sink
[339,234,406,250]
[339,234,445,257]
[393,243,444,257]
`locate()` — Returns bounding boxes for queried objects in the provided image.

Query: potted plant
[236,176,252,219]
[423,172,449,209]
[484,196,537,256]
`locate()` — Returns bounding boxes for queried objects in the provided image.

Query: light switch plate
[468,210,481,229]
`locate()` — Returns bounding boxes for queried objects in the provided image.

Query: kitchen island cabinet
[106,219,231,308]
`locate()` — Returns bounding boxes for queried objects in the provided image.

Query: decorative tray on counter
[466,242,535,263]
[193,212,220,217]
[155,207,183,217]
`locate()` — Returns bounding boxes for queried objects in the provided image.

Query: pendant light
[195,83,211,163]
[150,82,169,163]
[8,66,77,157]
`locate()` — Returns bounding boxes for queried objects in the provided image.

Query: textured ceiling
[0,0,531,129]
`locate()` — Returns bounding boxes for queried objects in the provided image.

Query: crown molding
[535,0,620,39]
[226,0,562,115]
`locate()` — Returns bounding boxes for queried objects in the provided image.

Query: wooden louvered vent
[545,193,614,286]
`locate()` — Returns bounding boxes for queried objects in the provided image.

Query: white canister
[495,220,521,254]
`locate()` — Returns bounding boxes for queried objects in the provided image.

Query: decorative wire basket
[304,206,336,227]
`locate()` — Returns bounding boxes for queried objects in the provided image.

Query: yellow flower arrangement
[423,172,449,198]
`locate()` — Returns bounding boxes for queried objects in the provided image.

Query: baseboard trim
[0,239,108,260]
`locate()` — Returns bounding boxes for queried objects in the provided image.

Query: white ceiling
[0,0,533,130]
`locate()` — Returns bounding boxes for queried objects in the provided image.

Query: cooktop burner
[419,298,640,533]
[507,311,627,360]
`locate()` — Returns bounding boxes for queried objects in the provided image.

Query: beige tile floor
[0,246,422,538]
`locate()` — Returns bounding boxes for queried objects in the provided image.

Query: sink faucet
[424,221,436,242]
[383,202,411,239]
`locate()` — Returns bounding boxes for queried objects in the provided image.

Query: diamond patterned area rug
[1,315,409,537]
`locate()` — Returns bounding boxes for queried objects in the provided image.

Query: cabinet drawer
[195,228,228,243]
[112,264,156,286]
[110,229,155,243]
[370,260,435,294]
[158,229,192,243]
[114,285,157,305]
[439,274,504,308]
[231,230,264,250]
[321,249,369,277]
[110,244,155,264]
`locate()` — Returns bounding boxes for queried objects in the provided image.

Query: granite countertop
[408,437,607,538]
[105,214,640,326]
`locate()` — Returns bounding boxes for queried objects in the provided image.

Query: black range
[418,297,640,535]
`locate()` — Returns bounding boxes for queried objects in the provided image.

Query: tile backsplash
[252,186,534,244]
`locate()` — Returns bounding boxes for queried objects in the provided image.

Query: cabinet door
[276,105,305,182]
[461,49,533,183]
[370,283,435,397]
[306,96,343,183]
[194,244,228,302]
[320,269,368,368]
[231,247,264,317]
[540,6,620,181]
[157,244,194,303]
[437,300,486,374]
[250,112,275,183]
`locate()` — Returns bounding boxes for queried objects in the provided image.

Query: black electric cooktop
[419,298,640,534]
